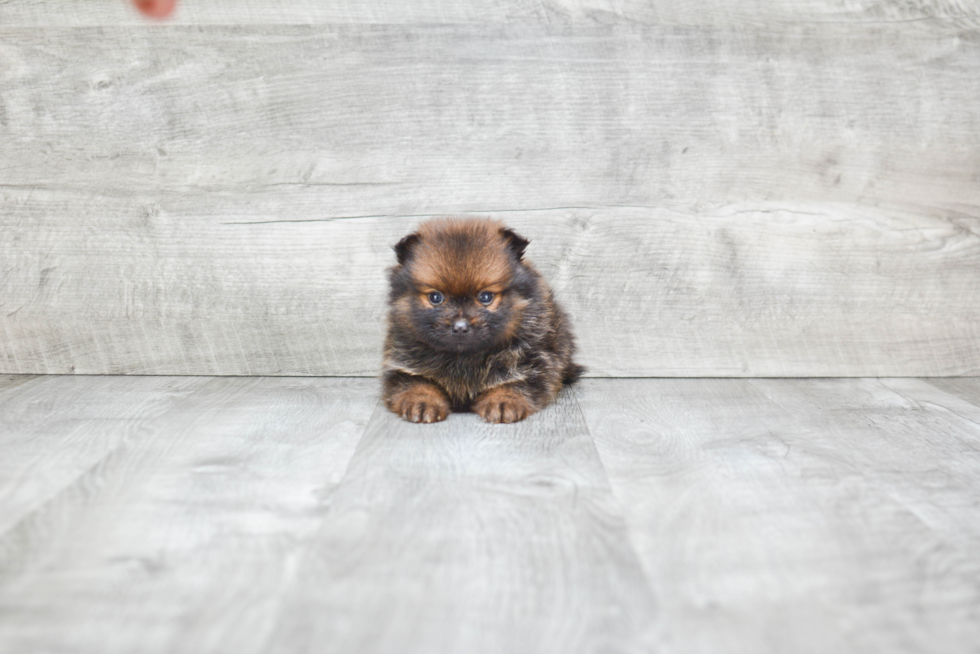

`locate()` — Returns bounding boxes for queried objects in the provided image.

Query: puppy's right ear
[393,232,421,266]
[500,228,529,261]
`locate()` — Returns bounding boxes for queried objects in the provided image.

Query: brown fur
[387,380,451,423]
[382,217,584,423]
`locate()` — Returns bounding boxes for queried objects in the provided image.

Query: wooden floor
[1,375,979,654]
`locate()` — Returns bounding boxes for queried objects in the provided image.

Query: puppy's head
[388,217,536,353]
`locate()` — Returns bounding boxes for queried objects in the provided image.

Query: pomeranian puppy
[382,217,584,423]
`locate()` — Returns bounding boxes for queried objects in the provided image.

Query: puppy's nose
[452,319,471,334]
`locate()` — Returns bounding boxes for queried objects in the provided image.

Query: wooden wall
[2,1,979,376]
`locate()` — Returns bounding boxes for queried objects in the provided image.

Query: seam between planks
[568,382,663,608]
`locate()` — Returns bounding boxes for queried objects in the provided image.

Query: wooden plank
[2,22,979,377]
[1,190,396,376]
[923,377,980,409]
[882,378,980,427]
[0,375,207,535]
[1,0,978,26]
[0,374,38,394]
[577,378,980,654]
[3,198,978,376]
[2,375,978,651]
[748,378,980,650]
[1,25,977,208]
[0,377,376,654]
[266,389,658,654]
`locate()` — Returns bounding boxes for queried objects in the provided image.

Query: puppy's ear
[393,232,421,266]
[500,228,529,261]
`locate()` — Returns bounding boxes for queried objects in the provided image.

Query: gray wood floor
[1,375,979,654]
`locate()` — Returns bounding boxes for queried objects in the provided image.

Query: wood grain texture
[924,377,980,408]
[2,19,979,376]
[883,377,980,428]
[0,374,38,394]
[0,375,206,535]
[577,378,980,654]
[1,0,978,27]
[2,376,979,652]
[747,378,980,653]
[267,389,659,654]
[0,376,376,654]
[2,24,977,206]
[3,200,978,376]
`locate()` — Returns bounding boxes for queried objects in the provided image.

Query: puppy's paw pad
[388,384,450,423]
[473,387,535,424]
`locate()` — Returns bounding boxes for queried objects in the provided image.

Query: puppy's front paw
[473,386,536,424]
[387,382,451,423]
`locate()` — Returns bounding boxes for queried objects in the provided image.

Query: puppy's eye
[477,291,495,305]
[428,291,444,305]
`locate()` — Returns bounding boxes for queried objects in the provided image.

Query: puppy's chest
[416,348,525,402]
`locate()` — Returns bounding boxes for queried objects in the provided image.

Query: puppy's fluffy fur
[382,217,583,423]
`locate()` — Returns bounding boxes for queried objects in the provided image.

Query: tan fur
[385,380,451,423]
[410,218,513,297]
[499,296,529,341]
[472,385,535,424]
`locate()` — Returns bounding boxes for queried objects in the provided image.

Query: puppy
[382,217,584,423]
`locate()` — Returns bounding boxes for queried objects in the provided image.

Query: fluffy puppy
[382,217,583,423]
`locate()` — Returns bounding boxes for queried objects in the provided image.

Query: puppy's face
[389,218,533,353]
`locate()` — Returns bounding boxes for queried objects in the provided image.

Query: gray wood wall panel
[2,0,979,27]
[4,198,978,376]
[2,12,979,375]
[3,25,978,206]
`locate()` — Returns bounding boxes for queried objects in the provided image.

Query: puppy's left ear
[393,232,421,266]
[500,228,529,261]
